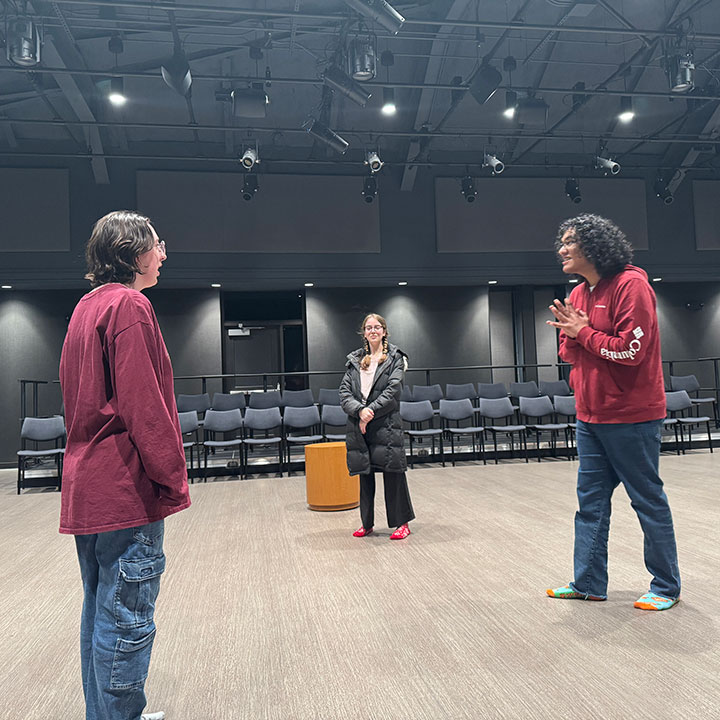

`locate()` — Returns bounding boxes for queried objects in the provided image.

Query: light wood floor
[1,453,719,720]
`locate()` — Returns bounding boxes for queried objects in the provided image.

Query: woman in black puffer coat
[339,313,415,540]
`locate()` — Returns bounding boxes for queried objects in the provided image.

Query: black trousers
[359,470,415,529]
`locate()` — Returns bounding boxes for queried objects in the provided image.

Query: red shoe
[353,526,373,537]
[390,524,411,540]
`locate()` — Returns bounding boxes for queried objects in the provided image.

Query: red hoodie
[558,265,666,424]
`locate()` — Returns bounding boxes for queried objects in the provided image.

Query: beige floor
[1,453,719,720]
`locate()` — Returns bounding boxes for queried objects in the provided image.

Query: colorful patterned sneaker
[390,524,411,540]
[352,526,373,537]
[633,593,679,611]
[546,585,605,601]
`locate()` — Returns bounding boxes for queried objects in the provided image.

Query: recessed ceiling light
[304,282,314,287]
[652,277,662,282]
[488,280,498,285]
[398,281,407,286]
[1,285,12,289]
[211,283,221,288]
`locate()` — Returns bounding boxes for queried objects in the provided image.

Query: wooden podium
[305,442,359,511]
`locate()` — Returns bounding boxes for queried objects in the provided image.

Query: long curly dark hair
[555,214,633,279]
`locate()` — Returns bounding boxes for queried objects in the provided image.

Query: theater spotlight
[565,177,582,204]
[343,0,405,35]
[365,150,383,173]
[240,147,259,170]
[349,34,376,81]
[323,64,372,107]
[305,119,349,154]
[362,176,378,203]
[503,90,517,119]
[108,77,127,106]
[469,65,502,105]
[381,87,397,116]
[242,174,259,201]
[483,152,504,175]
[161,48,192,97]
[654,176,674,205]
[6,15,41,67]
[595,155,620,175]
[666,50,695,93]
[461,176,477,203]
[618,96,634,123]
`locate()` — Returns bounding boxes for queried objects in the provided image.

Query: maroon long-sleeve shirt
[559,265,666,424]
[59,283,190,534]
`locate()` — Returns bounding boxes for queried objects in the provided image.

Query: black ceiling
[1,0,720,190]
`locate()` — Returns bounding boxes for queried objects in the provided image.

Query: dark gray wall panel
[435,178,648,253]
[693,181,720,250]
[305,286,491,393]
[0,169,70,252]
[534,288,560,383]
[137,171,381,253]
[489,290,515,387]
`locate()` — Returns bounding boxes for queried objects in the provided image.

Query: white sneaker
[141,713,165,720]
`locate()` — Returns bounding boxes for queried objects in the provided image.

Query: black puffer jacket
[339,344,408,475]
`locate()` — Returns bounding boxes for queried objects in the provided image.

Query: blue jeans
[75,520,166,720]
[571,420,681,599]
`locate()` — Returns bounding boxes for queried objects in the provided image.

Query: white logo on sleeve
[633,326,644,339]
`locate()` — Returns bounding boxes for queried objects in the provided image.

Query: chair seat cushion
[243,437,282,445]
[406,429,443,437]
[287,435,324,444]
[18,449,65,457]
[203,439,243,448]
[678,416,711,424]
[488,425,526,432]
[447,426,484,434]
[527,423,568,431]
[324,433,346,441]
[183,441,196,448]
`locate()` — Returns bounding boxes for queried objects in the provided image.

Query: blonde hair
[359,313,389,369]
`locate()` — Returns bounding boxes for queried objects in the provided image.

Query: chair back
[283,405,321,430]
[553,395,576,418]
[176,393,211,414]
[248,390,282,409]
[20,415,66,443]
[509,381,540,399]
[244,406,283,431]
[400,385,413,402]
[281,389,315,408]
[178,410,199,434]
[202,409,243,434]
[669,375,700,394]
[412,384,444,404]
[519,395,555,420]
[445,383,477,401]
[318,388,341,406]
[321,405,347,427]
[539,380,571,398]
[477,382,508,399]
[479,397,515,420]
[665,390,693,414]
[399,400,435,424]
[439,398,474,422]
[211,392,246,411]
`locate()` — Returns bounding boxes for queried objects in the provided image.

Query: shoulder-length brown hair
[85,210,155,288]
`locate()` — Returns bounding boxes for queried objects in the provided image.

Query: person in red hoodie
[545,214,680,611]
[60,211,191,720]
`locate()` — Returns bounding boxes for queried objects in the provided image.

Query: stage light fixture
[323,65,372,107]
[381,87,397,115]
[483,152,504,175]
[161,49,192,97]
[503,90,517,119]
[232,87,269,118]
[595,155,620,175]
[108,76,127,106]
[565,177,582,204]
[461,176,477,203]
[6,16,41,67]
[242,174,259,201]
[618,96,634,123]
[469,65,502,105]
[108,32,124,55]
[349,34,376,81]
[654,177,674,205]
[305,119,349,154]
[362,176,378,203]
[365,150,383,173]
[666,50,695,93]
[342,0,405,35]
[240,147,259,170]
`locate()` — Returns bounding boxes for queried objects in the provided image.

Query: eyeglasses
[364,325,384,332]
[155,239,167,255]
[558,239,577,249]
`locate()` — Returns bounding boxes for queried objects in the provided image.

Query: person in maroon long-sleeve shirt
[60,210,190,720]
[545,214,680,612]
